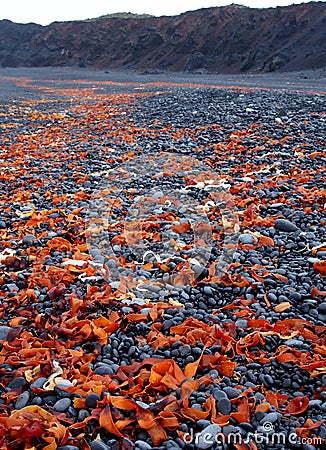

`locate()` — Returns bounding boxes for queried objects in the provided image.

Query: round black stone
[86,393,101,409]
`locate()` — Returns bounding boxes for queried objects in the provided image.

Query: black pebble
[53,398,71,412]
[15,391,30,409]
[0,326,10,341]
[213,389,228,401]
[217,398,232,415]
[318,302,326,314]
[8,377,28,389]
[223,387,241,398]
[274,219,299,232]
[86,393,101,409]
[57,446,80,450]
[90,441,111,450]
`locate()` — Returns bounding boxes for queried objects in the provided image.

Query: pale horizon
[0,0,323,26]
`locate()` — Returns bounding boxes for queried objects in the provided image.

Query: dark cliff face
[0,2,326,73]
[0,20,42,67]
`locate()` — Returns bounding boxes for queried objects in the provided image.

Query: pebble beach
[0,68,325,450]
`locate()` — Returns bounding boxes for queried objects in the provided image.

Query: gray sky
[0,0,320,25]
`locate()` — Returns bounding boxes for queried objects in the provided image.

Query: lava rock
[22,234,37,245]
[0,326,10,340]
[318,302,326,314]
[57,446,80,450]
[8,377,28,389]
[239,234,256,244]
[15,391,30,409]
[260,412,279,424]
[213,389,228,401]
[274,219,299,232]
[53,398,72,412]
[135,441,152,450]
[32,377,47,389]
[90,441,112,450]
[217,398,232,415]
[196,424,221,449]
[86,393,101,409]
[223,387,241,398]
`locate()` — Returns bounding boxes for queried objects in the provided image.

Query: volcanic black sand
[0,67,326,99]
[0,68,325,450]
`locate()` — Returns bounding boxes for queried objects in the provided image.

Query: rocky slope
[0,2,326,73]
